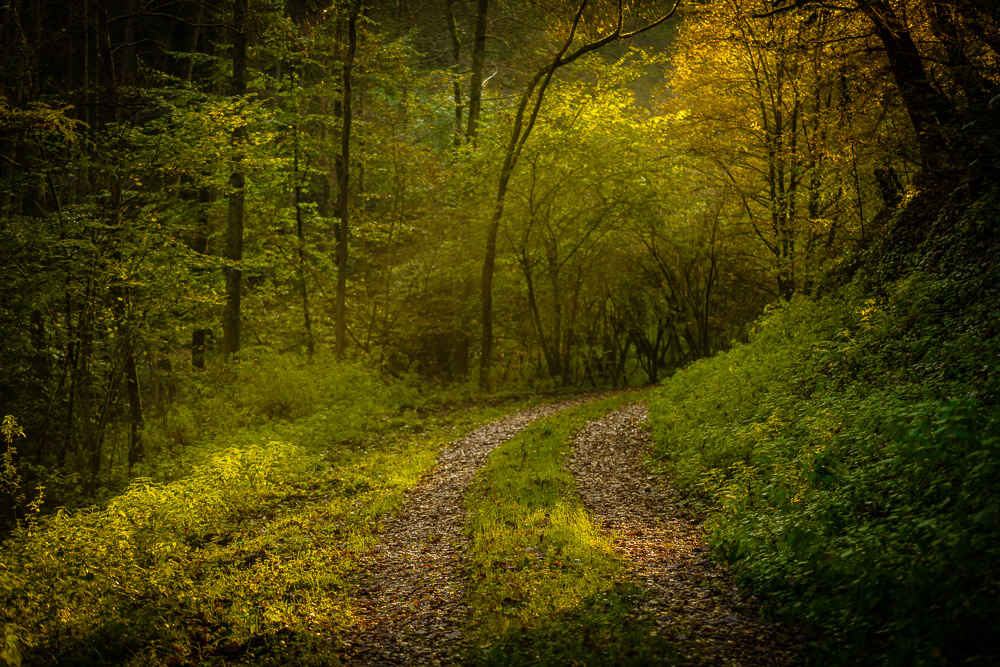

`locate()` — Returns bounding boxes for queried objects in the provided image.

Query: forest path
[337,397,593,666]
[338,398,798,666]
[568,403,797,666]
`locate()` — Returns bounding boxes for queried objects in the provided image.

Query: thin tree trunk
[185,1,205,84]
[223,0,248,357]
[96,0,117,121]
[466,0,488,140]
[335,0,362,358]
[124,341,144,471]
[192,187,213,369]
[520,256,560,377]
[294,122,314,358]
[96,0,146,488]
[446,0,464,147]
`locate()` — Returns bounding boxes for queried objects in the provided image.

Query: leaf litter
[339,398,800,665]
[338,397,591,666]
[568,402,800,665]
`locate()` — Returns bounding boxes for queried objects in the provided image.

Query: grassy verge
[0,400,523,666]
[464,392,677,665]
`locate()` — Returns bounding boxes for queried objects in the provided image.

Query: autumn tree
[752,0,1000,173]
[666,0,900,299]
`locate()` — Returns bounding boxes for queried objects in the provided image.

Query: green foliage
[208,353,389,429]
[650,295,851,495]
[1,417,43,530]
[0,97,82,145]
[1,623,27,667]
[649,186,1000,664]
[0,366,524,665]
[142,354,408,469]
[465,393,676,664]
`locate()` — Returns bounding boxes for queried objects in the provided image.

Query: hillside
[649,170,1000,665]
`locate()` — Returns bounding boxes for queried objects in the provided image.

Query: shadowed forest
[1,0,999,664]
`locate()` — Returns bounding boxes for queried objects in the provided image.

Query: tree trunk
[96,0,117,123]
[294,126,315,358]
[520,255,560,378]
[859,0,956,171]
[192,187,213,369]
[223,0,248,358]
[184,1,205,84]
[335,0,361,358]
[466,0,488,140]
[446,0,464,147]
[124,341,144,471]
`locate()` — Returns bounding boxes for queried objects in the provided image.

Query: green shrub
[649,256,1000,664]
[132,354,399,485]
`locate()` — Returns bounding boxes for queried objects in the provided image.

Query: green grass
[464,392,677,665]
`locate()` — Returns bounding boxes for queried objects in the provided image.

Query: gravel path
[568,402,799,666]
[337,398,591,666]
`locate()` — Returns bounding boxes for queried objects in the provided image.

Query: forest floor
[338,397,798,666]
[338,397,592,665]
[1,393,800,666]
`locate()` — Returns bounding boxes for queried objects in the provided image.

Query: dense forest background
[2,0,1000,663]
[5,0,981,492]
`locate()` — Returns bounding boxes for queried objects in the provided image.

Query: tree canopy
[1,0,997,506]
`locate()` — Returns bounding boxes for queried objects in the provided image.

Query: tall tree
[446,0,464,146]
[668,0,888,299]
[856,0,956,171]
[753,0,1000,172]
[223,0,249,357]
[466,0,488,140]
[336,0,362,357]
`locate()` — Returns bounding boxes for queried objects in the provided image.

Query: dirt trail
[338,398,589,666]
[339,398,797,666]
[568,402,798,666]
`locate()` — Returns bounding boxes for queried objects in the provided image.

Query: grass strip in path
[464,392,679,665]
[336,396,596,666]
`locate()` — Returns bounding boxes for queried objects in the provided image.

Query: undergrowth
[649,180,1000,665]
[0,353,529,666]
[465,392,677,665]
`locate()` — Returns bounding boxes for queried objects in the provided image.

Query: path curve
[568,402,798,666]
[338,397,590,666]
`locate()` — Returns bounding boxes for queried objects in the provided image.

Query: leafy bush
[0,386,522,665]
[133,354,400,486]
[180,353,391,434]
[0,441,319,665]
[649,186,1000,665]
